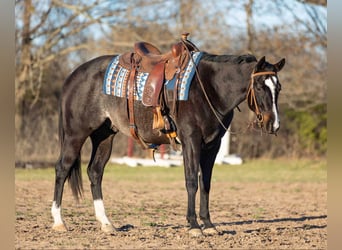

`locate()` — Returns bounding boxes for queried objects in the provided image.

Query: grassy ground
[15,158,327,183]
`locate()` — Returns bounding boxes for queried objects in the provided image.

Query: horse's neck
[203,59,256,113]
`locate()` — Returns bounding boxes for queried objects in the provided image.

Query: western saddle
[118,33,199,149]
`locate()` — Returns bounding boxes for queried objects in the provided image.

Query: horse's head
[247,56,285,134]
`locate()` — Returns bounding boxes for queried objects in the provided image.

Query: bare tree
[245,0,255,53]
[281,0,327,48]
[15,0,124,109]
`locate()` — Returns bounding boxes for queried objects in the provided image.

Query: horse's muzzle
[263,112,279,135]
[269,125,279,135]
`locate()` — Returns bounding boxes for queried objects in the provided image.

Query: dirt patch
[16,177,327,249]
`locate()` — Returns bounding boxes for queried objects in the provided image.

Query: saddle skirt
[103,51,203,101]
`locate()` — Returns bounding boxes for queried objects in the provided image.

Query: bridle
[246,71,277,128]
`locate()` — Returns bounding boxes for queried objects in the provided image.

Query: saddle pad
[103,52,203,101]
[103,56,148,100]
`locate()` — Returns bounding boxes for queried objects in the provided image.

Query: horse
[51,46,285,236]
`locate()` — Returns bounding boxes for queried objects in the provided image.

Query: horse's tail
[58,103,64,150]
[67,156,83,202]
[58,102,83,202]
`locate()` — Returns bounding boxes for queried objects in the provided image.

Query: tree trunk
[245,0,254,53]
[17,0,32,105]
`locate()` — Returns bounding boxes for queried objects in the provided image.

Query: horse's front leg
[199,142,221,235]
[182,137,202,237]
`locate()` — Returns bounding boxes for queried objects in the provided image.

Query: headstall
[246,71,277,127]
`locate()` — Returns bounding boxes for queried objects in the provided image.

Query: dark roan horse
[51,40,285,236]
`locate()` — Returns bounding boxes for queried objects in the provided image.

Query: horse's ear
[274,58,286,72]
[255,56,266,71]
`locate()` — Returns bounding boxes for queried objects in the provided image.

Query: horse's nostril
[272,124,280,134]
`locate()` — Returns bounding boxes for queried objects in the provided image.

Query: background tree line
[15,0,327,165]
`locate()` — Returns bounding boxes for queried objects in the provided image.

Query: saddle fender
[142,62,165,107]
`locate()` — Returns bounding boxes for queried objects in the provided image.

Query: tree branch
[296,0,327,6]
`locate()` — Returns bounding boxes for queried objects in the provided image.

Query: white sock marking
[265,76,280,131]
[94,199,111,226]
[51,201,64,226]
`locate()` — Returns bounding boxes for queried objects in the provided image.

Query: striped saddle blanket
[103,51,203,101]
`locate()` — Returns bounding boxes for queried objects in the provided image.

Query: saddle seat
[119,41,185,76]
[134,42,184,65]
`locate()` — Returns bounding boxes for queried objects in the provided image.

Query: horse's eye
[256,85,263,91]
[256,82,266,91]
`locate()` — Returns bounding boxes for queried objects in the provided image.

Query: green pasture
[15,158,326,183]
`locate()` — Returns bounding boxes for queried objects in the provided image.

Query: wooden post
[160,144,165,159]
[127,137,134,157]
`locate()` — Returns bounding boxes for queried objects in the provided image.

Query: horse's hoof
[188,228,203,237]
[203,227,218,235]
[52,223,68,232]
[101,223,116,233]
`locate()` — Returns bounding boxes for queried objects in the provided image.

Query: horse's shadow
[218,214,327,235]
[116,224,135,232]
[115,215,327,235]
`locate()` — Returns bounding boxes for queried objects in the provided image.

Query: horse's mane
[201,52,257,64]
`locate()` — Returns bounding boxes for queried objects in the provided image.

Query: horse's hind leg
[51,135,85,231]
[87,125,115,233]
